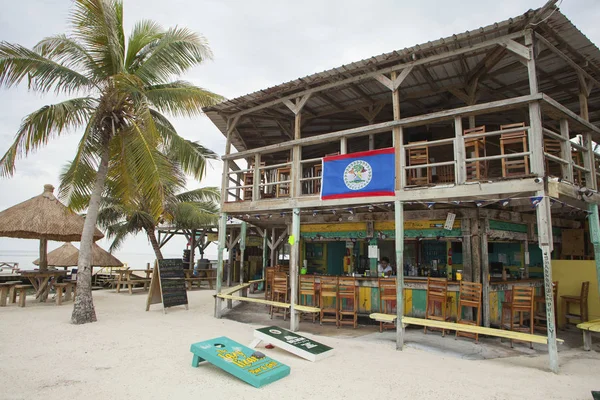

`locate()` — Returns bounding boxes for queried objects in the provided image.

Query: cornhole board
[249,326,334,362]
[190,336,290,388]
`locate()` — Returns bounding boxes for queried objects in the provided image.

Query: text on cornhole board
[190,336,290,388]
[251,326,334,362]
[145,258,188,312]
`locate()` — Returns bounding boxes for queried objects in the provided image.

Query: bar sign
[444,213,456,231]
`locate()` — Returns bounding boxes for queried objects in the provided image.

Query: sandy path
[0,290,598,400]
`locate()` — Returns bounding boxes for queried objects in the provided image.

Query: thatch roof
[33,242,123,267]
[0,184,104,241]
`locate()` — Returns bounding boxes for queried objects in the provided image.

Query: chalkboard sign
[159,258,188,309]
[146,258,188,312]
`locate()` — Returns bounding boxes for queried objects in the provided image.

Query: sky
[1,0,599,268]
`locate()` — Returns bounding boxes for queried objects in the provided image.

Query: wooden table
[19,270,67,302]
[115,269,152,294]
[184,269,217,290]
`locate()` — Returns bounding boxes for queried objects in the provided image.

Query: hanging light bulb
[501,200,509,207]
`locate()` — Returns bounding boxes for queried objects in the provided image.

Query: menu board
[158,258,188,309]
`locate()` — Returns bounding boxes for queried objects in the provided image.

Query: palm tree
[0,0,223,324]
[97,185,220,260]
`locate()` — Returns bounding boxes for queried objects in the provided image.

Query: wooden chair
[455,281,483,343]
[379,278,397,332]
[435,165,455,184]
[562,281,589,327]
[500,122,529,178]
[299,275,319,323]
[270,272,289,320]
[264,267,275,302]
[464,126,487,181]
[276,166,291,198]
[534,281,558,332]
[319,276,338,327]
[571,150,585,186]
[242,161,266,201]
[543,138,563,178]
[338,277,358,328]
[501,286,535,348]
[424,277,452,336]
[406,141,430,186]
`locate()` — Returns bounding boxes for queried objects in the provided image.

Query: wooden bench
[53,282,76,305]
[0,281,22,306]
[217,292,320,314]
[577,319,600,351]
[369,314,564,344]
[14,284,33,307]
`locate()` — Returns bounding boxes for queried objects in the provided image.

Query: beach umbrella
[33,242,123,268]
[0,184,104,271]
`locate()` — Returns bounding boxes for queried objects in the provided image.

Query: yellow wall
[552,260,600,323]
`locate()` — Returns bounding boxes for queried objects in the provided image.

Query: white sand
[0,290,599,400]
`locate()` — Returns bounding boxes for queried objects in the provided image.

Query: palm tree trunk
[146,228,164,260]
[71,143,110,324]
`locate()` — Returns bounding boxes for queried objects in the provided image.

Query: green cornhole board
[250,326,334,362]
[190,336,290,388]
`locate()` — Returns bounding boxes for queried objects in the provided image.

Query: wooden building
[204,2,600,372]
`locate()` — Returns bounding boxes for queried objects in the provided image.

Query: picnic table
[184,269,217,290]
[115,269,152,294]
[19,270,67,302]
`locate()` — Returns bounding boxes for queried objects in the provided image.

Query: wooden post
[291,106,303,198]
[391,71,403,189]
[262,230,268,279]
[240,222,247,296]
[461,218,473,282]
[454,116,466,184]
[395,200,405,349]
[471,218,481,283]
[528,101,544,176]
[252,153,261,201]
[583,133,596,190]
[481,218,490,327]
[270,228,277,267]
[522,240,530,278]
[290,208,301,331]
[525,30,538,95]
[39,238,48,272]
[215,213,227,318]
[536,194,559,373]
[340,137,347,154]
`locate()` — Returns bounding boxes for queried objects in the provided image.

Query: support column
[39,238,48,272]
[215,213,227,318]
[461,218,473,282]
[536,194,559,373]
[240,222,247,296]
[270,228,277,267]
[559,119,574,183]
[454,116,466,184]
[391,71,404,190]
[262,230,268,279]
[587,204,600,321]
[395,200,405,349]
[290,208,301,331]
[481,218,490,327]
[189,229,196,271]
[471,218,481,283]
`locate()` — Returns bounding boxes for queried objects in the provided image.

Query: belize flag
[321,147,395,200]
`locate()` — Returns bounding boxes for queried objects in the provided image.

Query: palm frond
[145,80,224,117]
[175,186,220,203]
[33,34,99,78]
[133,27,212,84]
[70,0,125,77]
[171,201,219,229]
[0,42,94,93]
[1,97,97,177]
[124,20,163,72]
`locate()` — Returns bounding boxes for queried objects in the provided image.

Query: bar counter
[308,274,543,325]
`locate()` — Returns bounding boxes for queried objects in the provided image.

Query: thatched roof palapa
[33,242,123,268]
[0,184,104,242]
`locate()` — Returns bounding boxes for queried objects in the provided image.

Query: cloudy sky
[1,0,599,266]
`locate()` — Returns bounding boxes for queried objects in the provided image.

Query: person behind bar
[378,257,392,277]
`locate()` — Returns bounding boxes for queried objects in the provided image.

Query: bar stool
[424,277,452,336]
[319,276,338,327]
[455,281,482,343]
[338,277,358,329]
[379,278,397,332]
[299,275,319,323]
[534,281,558,332]
[501,286,535,348]
[561,281,589,327]
[270,272,289,320]
[500,122,529,177]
